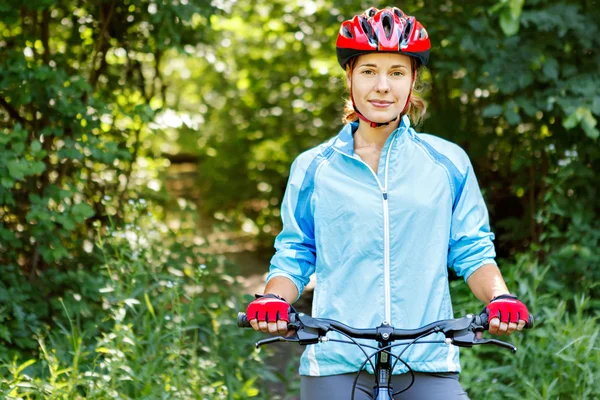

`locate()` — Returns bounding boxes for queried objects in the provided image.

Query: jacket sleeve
[266,154,317,301]
[447,159,497,281]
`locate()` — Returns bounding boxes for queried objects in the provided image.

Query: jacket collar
[332,115,412,157]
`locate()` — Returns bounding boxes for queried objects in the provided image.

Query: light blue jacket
[266,116,496,376]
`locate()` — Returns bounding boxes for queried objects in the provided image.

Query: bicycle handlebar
[237,310,534,352]
[238,311,533,332]
[238,310,534,399]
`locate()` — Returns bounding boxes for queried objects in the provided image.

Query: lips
[368,100,394,107]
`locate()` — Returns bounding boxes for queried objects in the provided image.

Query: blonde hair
[342,57,427,127]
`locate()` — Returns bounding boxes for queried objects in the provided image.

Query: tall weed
[455,255,600,399]
[0,201,266,399]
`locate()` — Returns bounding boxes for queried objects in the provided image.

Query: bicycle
[238,310,534,400]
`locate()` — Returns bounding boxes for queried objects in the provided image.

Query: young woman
[246,7,530,399]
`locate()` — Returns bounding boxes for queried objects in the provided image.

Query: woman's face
[347,53,413,124]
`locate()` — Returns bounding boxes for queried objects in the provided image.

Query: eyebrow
[358,63,409,69]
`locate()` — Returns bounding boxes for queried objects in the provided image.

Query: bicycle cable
[330,327,378,372]
[391,332,432,395]
[345,335,445,399]
[350,342,413,400]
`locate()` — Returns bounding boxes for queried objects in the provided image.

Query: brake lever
[255,335,300,348]
[448,329,517,353]
[254,316,323,348]
[473,338,517,353]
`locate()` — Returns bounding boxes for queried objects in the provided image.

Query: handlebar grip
[237,312,252,328]
[525,314,534,329]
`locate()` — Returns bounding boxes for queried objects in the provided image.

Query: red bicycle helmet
[336,7,431,127]
[336,7,430,69]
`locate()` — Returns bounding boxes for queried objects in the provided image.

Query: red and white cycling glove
[246,293,292,323]
[485,294,529,324]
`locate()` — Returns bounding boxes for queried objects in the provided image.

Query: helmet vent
[393,7,404,19]
[382,12,393,40]
[402,19,413,42]
[342,23,353,38]
[359,16,375,42]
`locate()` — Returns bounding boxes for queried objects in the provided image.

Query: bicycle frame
[373,334,394,399]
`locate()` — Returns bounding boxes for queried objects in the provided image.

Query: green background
[0,0,599,398]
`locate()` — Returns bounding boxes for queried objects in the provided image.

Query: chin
[364,112,400,124]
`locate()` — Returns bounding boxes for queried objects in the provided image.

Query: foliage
[1,0,599,398]
[424,0,600,273]
[454,254,600,399]
[0,201,266,399]
[163,0,600,277]
[0,0,219,275]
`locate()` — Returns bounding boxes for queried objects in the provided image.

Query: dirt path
[165,163,311,398]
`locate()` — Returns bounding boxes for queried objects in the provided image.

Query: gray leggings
[300,371,470,400]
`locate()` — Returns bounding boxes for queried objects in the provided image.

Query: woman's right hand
[246,294,291,336]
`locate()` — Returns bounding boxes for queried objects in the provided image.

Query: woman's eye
[362,70,374,75]
[392,71,404,76]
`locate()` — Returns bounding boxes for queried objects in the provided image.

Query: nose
[375,75,390,93]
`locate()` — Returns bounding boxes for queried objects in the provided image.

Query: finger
[498,321,509,335]
[506,322,518,335]
[489,318,500,335]
[258,320,268,333]
[277,320,288,335]
[267,321,279,334]
[249,319,259,331]
[517,320,526,331]
[475,331,483,340]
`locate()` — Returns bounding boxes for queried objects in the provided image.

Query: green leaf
[581,110,599,139]
[482,104,504,118]
[144,292,156,319]
[7,159,26,180]
[542,58,559,81]
[56,214,76,231]
[518,72,534,88]
[508,0,525,18]
[563,111,580,130]
[15,359,36,376]
[12,142,25,153]
[95,347,112,354]
[504,108,521,125]
[592,96,600,115]
[499,0,524,36]
[71,202,95,221]
[31,141,42,153]
[0,133,11,145]
[30,161,46,175]
[1,177,14,189]
[563,107,599,138]
[0,325,11,343]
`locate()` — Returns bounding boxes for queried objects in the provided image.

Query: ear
[345,68,352,89]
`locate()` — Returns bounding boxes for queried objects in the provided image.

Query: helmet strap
[400,69,417,115]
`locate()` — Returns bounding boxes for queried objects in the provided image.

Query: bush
[455,255,600,399]
[0,202,266,399]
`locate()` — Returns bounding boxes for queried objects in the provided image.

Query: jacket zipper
[332,134,397,323]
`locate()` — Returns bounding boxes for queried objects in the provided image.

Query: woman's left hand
[485,294,530,336]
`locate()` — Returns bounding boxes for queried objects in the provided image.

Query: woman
[246,7,530,399]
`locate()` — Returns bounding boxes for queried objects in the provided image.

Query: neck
[355,118,400,149]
